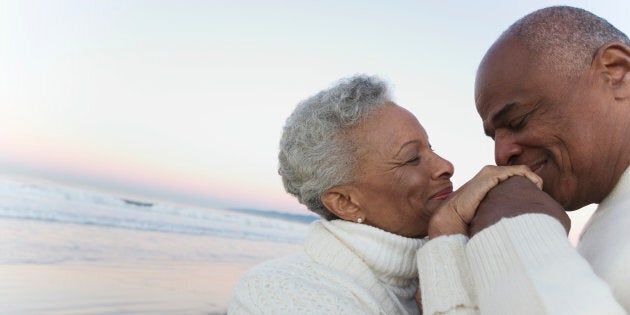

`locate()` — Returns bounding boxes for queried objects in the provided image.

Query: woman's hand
[414,288,422,313]
[428,165,542,238]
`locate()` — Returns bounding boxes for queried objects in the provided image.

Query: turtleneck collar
[303,219,427,315]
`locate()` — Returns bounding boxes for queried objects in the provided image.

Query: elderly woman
[228,75,541,314]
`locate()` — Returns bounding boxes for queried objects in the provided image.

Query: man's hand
[469,176,571,236]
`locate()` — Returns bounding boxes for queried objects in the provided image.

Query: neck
[607,111,630,198]
[585,105,630,204]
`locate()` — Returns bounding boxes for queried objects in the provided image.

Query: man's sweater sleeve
[417,234,479,315]
[466,213,625,315]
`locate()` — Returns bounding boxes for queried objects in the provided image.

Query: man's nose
[494,129,522,166]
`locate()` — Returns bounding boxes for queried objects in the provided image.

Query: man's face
[475,38,611,210]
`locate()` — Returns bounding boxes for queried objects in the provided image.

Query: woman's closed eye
[406,156,420,165]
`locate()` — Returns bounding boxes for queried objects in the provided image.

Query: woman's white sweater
[228,219,478,314]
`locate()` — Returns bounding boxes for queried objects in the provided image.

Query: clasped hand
[428,165,570,239]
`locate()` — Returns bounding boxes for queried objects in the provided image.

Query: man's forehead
[475,40,539,109]
[475,41,514,101]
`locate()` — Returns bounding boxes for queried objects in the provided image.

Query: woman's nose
[432,153,454,180]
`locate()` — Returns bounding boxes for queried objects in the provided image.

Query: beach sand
[0,219,304,314]
[0,260,256,314]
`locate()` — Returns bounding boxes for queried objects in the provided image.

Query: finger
[498,165,543,190]
[490,166,541,189]
[521,171,543,190]
[414,288,423,311]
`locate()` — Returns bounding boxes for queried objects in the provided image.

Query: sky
[1,0,628,239]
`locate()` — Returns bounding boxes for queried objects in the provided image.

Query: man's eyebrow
[485,102,517,137]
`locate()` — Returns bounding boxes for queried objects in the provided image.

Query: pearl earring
[357,217,363,224]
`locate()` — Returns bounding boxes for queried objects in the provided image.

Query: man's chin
[545,187,581,211]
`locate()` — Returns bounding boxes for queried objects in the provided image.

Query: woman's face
[350,103,454,238]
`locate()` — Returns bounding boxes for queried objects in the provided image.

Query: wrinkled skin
[472,37,630,234]
[323,103,455,238]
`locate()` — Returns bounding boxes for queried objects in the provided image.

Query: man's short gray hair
[278,75,391,219]
[502,6,630,78]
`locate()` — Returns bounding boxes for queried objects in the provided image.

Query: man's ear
[321,186,363,222]
[593,43,630,100]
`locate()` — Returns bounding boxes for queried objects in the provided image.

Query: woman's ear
[593,43,630,100]
[321,186,363,222]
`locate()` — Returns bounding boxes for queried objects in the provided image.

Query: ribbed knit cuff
[466,213,624,314]
[417,234,477,314]
[466,213,571,289]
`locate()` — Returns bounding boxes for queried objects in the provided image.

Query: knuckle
[481,165,495,174]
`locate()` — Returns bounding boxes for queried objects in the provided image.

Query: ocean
[0,177,314,314]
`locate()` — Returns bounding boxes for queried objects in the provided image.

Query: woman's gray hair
[278,75,391,219]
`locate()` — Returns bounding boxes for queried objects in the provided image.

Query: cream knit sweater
[465,168,630,314]
[228,219,478,314]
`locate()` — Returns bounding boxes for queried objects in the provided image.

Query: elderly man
[468,6,630,314]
